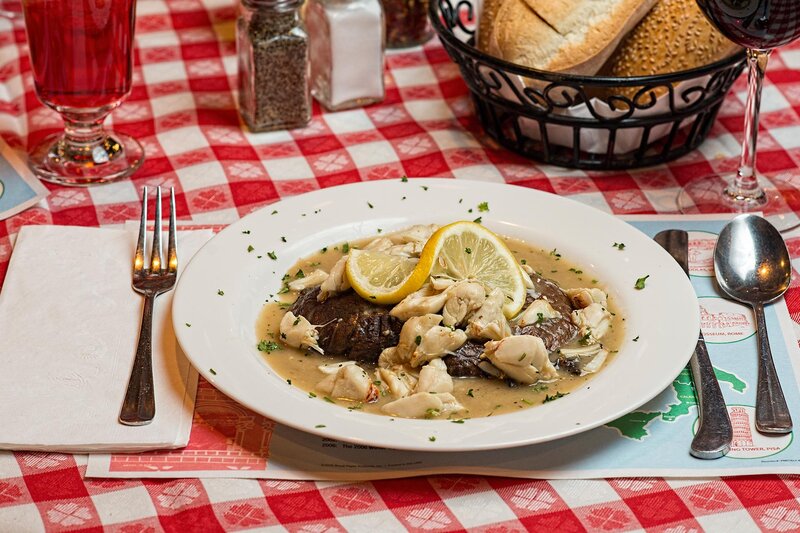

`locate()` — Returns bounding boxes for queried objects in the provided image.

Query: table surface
[4,0,800,531]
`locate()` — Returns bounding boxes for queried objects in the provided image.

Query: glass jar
[237,0,311,132]
[381,0,432,48]
[307,0,385,111]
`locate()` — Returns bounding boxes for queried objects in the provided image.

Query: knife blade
[655,229,733,459]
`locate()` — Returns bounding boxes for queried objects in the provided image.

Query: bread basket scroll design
[430,0,747,170]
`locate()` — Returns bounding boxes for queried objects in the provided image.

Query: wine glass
[21,0,143,186]
[677,0,800,231]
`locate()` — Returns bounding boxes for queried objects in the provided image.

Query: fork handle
[120,293,157,426]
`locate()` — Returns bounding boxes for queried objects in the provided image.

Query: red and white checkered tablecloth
[4,0,800,530]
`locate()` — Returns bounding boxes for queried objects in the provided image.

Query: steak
[289,287,403,363]
[443,340,488,378]
[513,274,579,352]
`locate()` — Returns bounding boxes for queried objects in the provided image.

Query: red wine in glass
[22,0,143,186]
[678,0,800,230]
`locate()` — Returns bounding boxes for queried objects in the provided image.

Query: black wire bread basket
[430,0,748,170]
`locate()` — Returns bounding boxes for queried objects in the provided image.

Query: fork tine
[167,187,177,274]
[150,186,163,273]
[134,186,148,274]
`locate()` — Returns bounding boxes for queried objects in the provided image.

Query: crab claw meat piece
[318,360,358,374]
[520,264,535,289]
[411,326,468,367]
[318,255,350,301]
[483,335,557,384]
[415,358,453,393]
[280,312,323,353]
[442,281,486,327]
[288,269,329,292]
[377,367,417,399]
[571,302,612,342]
[390,285,450,321]
[381,391,463,419]
[396,313,443,361]
[581,349,609,375]
[466,288,512,340]
[517,298,561,326]
[391,224,439,245]
[364,237,394,252]
[316,363,377,402]
[566,287,607,309]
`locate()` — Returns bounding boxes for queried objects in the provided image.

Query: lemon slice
[419,221,526,318]
[345,249,428,304]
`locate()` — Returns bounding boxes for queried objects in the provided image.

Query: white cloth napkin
[0,225,212,452]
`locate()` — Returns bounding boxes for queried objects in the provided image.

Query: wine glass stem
[730,48,771,201]
[59,112,119,165]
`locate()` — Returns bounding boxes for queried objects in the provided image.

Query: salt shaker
[306,0,385,111]
[236,0,311,132]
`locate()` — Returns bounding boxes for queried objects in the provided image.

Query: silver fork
[119,186,178,426]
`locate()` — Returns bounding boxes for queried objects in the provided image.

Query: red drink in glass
[22,0,143,186]
[24,0,136,110]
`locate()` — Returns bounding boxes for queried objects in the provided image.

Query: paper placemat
[0,137,48,221]
[87,215,800,478]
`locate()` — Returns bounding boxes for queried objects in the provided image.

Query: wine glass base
[678,173,800,232]
[28,131,144,187]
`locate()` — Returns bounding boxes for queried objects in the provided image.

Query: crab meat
[415,358,453,394]
[442,281,486,327]
[381,392,463,419]
[377,347,403,368]
[520,264,535,289]
[288,269,329,291]
[411,326,467,367]
[581,349,609,375]
[363,237,394,252]
[483,335,557,384]
[391,224,439,245]
[396,313,443,362]
[517,298,561,327]
[390,285,449,321]
[571,302,612,342]
[466,288,512,340]
[431,277,456,291]
[566,288,607,309]
[377,367,417,399]
[318,361,358,374]
[316,364,379,402]
[318,255,350,301]
[387,242,424,257]
[279,312,323,354]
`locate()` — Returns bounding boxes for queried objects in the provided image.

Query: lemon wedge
[419,221,526,318]
[345,249,429,304]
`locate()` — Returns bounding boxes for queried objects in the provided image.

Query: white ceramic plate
[173,179,699,452]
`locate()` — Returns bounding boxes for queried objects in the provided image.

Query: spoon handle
[753,302,793,434]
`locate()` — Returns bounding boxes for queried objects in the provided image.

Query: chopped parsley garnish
[613,242,625,250]
[544,392,567,403]
[415,335,422,345]
[321,247,328,253]
[401,196,407,200]
[520,259,527,265]
[451,419,465,424]
[569,268,583,274]
[429,436,436,441]
[292,317,301,326]
[315,424,326,428]
[425,408,441,419]
[550,248,561,258]
[271,210,278,215]
[367,202,374,208]
[421,186,429,191]
[478,201,489,212]
[535,312,545,324]
[185,323,192,327]
[517,352,527,361]
[473,217,482,224]
[286,379,292,385]
[209,368,217,375]
[241,230,251,234]
[257,340,281,353]
[634,275,650,290]
[521,398,534,405]
[295,269,305,278]
[308,392,317,398]
[281,236,287,242]
[578,333,592,345]
[467,389,474,397]
[247,245,254,253]
[342,242,350,254]
[465,247,472,254]
[633,336,640,342]
[323,396,335,403]
[217,289,224,296]
[531,383,549,392]
[401,176,408,182]
[267,251,277,260]
[277,286,290,294]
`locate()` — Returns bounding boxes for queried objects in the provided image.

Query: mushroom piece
[381,391,463,419]
[377,367,418,399]
[415,358,453,394]
[571,302,612,342]
[411,326,467,367]
[516,298,561,327]
[279,312,323,354]
[482,335,557,384]
[288,269,329,292]
[317,255,350,301]
[442,281,486,327]
[395,313,443,362]
[317,364,379,402]
[566,287,608,309]
[390,285,449,321]
[466,288,512,341]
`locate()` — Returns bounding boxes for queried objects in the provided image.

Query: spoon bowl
[714,214,793,434]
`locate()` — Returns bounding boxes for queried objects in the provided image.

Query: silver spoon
[714,214,793,434]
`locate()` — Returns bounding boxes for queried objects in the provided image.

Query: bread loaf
[600,0,740,79]
[487,0,658,75]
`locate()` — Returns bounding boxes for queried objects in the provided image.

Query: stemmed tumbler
[22,0,143,186]
[678,0,800,231]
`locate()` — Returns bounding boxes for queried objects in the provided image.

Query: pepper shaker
[306,0,385,111]
[236,0,311,132]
